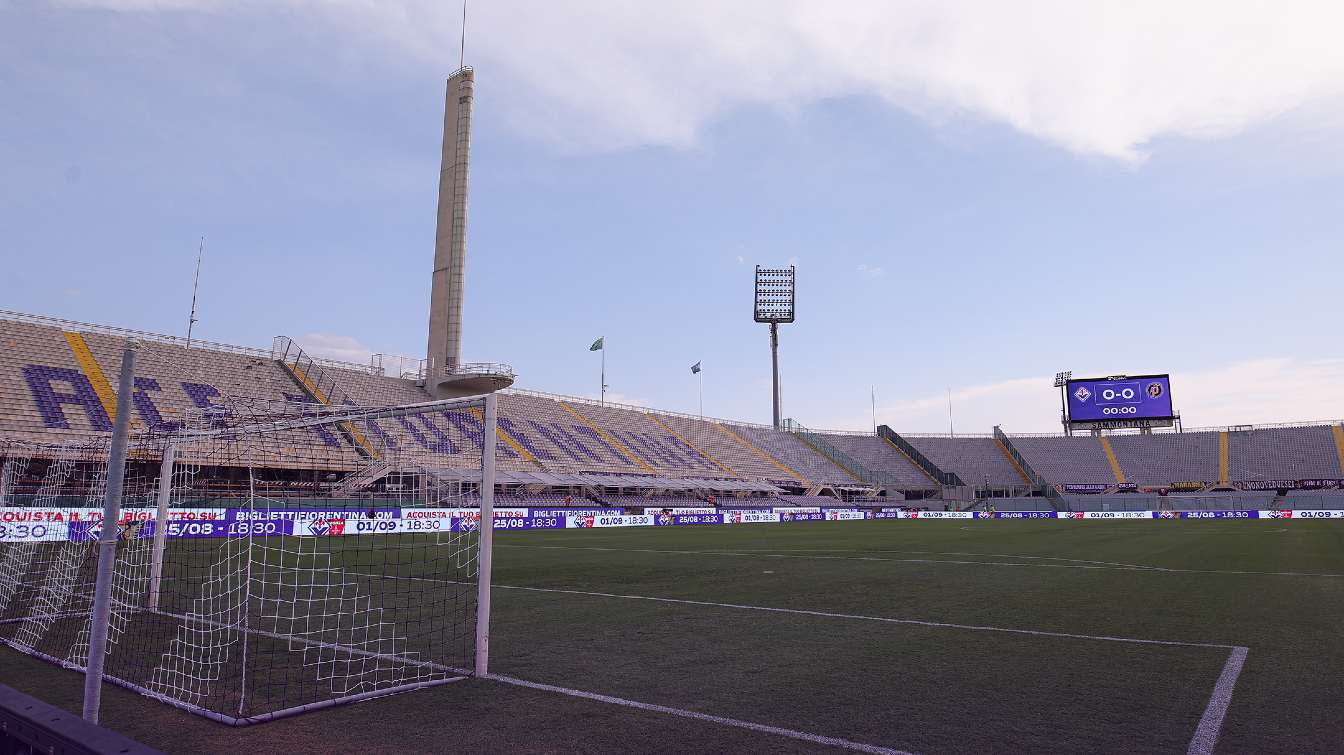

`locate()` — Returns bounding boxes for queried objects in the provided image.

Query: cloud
[856,263,885,279]
[297,333,375,365]
[864,376,1050,435]
[827,358,1344,433]
[1176,357,1344,428]
[59,0,1344,159]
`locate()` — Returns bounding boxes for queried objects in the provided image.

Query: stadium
[3,24,1344,755]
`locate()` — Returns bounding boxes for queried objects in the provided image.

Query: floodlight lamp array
[753,265,796,323]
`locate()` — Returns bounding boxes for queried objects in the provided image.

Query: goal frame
[1,389,499,726]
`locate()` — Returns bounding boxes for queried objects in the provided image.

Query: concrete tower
[426,67,513,398]
[427,68,473,375]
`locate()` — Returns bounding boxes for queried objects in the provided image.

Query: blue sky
[3,1,1343,432]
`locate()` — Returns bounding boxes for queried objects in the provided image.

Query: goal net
[0,389,498,725]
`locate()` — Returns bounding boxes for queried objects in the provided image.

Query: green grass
[3,520,1343,754]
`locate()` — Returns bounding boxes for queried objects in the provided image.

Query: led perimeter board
[1066,374,1174,429]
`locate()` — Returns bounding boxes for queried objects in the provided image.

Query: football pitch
[3,519,1342,754]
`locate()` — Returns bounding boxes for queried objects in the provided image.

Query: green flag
[589,337,604,351]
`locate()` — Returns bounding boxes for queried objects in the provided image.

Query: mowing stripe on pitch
[488,673,919,755]
[354,571,1250,751]
[493,584,1250,754]
[499,543,1344,578]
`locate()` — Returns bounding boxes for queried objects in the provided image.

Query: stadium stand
[1282,489,1344,506]
[558,398,725,477]
[1057,492,1280,512]
[901,435,1025,487]
[5,310,1344,507]
[731,423,858,486]
[984,497,1048,512]
[1226,425,1344,480]
[1009,435,1117,485]
[814,434,933,488]
[1107,431,1219,485]
[600,494,714,508]
[773,494,843,507]
[654,412,801,484]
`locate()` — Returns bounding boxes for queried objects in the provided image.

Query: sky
[3,0,1343,433]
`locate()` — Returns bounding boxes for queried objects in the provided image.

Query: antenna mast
[185,236,204,350]
[460,0,468,69]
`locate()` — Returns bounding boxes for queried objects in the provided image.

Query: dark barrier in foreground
[0,683,163,755]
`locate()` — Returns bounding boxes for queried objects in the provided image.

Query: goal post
[475,393,496,678]
[0,388,500,726]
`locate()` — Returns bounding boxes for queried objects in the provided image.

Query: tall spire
[426,68,474,376]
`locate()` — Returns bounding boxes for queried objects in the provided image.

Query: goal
[0,385,498,725]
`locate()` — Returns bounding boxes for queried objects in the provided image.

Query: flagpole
[185,236,204,350]
[600,341,606,406]
[947,387,953,436]
[698,368,703,419]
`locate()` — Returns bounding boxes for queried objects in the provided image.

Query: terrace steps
[1099,436,1126,484]
[791,430,863,484]
[715,424,805,484]
[996,439,1034,486]
[1218,431,1230,485]
[557,401,656,473]
[275,342,380,460]
[62,332,117,422]
[467,406,543,468]
[880,434,938,485]
[647,413,736,476]
[1333,425,1344,476]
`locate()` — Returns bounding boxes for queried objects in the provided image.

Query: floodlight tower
[1054,370,1072,436]
[754,266,795,429]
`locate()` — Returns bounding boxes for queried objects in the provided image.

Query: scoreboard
[1065,375,1174,428]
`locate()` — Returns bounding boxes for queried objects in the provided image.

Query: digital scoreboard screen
[1066,375,1174,423]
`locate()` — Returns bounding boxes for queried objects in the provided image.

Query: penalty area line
[487,673,919,755]
[1187,646,1248,755]
[490,584,1250,754]
[349,571,1241,650]
[356,572,1249,752]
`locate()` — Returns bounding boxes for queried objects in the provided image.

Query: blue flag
[691,361,701,374]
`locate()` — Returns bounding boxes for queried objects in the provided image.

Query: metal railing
[502,387,781,430]
[441,362,515,378]
[783,419,878,487]
[270,336,384,376]
[877,426,963,486]
[271,337,382,459]
[0,309,384,375]
[373,353,428,381]
[993,425,1061,508]
[273,338,347,405]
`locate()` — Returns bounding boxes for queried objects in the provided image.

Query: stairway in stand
[272,336,381,464]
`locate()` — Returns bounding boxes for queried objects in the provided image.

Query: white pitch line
[353,570,1240,650]
[355,572,1250,751]
[487,582,1242,649]
[1187,646,1249,755]
[499,543,1344,578]
[488,674,919,755]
